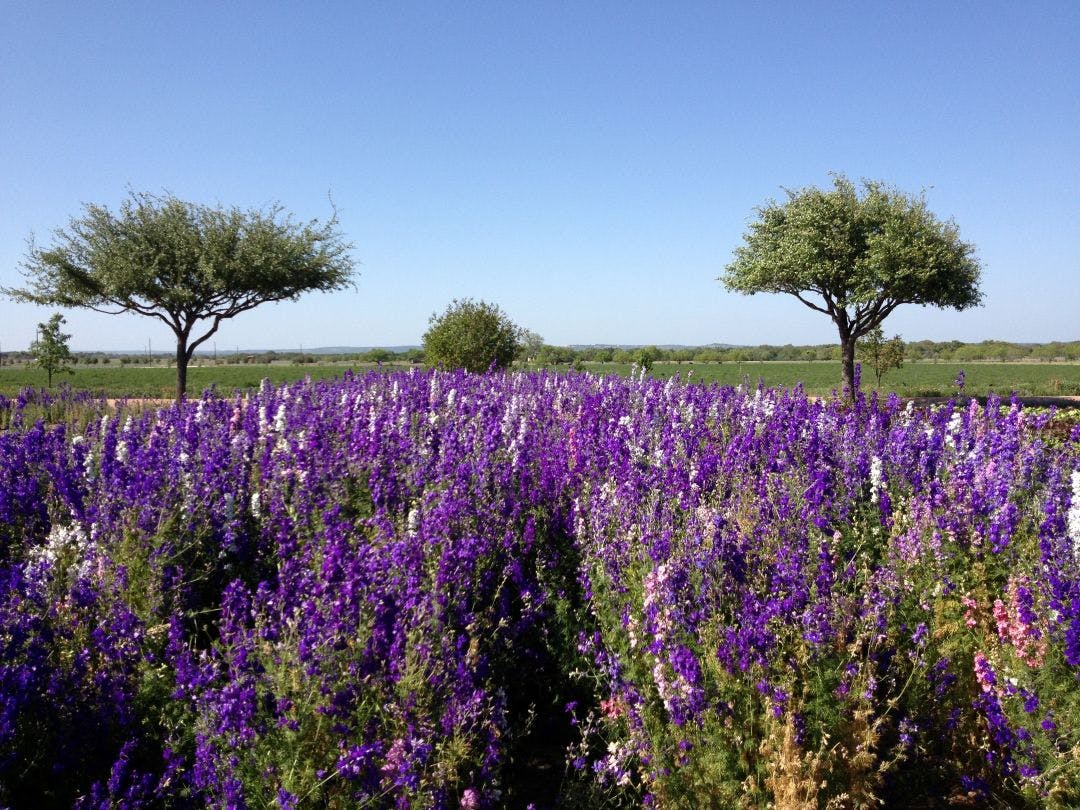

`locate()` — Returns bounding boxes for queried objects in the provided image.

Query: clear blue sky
[2,1,1077,352]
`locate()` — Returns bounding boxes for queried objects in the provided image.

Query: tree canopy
[5,191,355,401]
[721,174,981,395]
[422,298,526,373]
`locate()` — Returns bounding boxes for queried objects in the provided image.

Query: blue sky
[2,1,1077,352]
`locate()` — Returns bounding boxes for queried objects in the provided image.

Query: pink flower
[993,599,1011,641]
[461,788,480,809]
[381,738,407,777]
[962,595,979,629]
[973,652,996,694]
[1002,577,1047,669]
[601,697,625,720]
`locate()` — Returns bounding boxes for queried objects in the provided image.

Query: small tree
[520,330,545,362]
[859,326,905,389]
[6,191,355,401]
[422,298,526,373]
[634,345,660,374]
[362,348,395,363]
[536,345,575,367]
[30,313,75,387]
[721,174,981,397]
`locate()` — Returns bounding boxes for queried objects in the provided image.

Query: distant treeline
[1,340,1078,368]
[0,348,423,367]
[528,340,1080,365]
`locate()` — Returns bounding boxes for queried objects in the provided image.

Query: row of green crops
[0,363,375,399]
[3,360,1079,399]
[1,371,1079,807]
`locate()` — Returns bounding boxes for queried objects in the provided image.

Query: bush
[361,348,396,363]
[634,346,660,374]
[422,298,526,372]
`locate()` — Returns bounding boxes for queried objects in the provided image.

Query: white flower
[947,412,963,447]
[25,522,95,585]
[869,456,884,504]
[1068,469,1080,560]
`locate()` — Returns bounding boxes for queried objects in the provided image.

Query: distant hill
[306,346,419,355]
[183,346,420,356]
[569,344,737,350]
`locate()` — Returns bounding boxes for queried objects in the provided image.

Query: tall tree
[30,312,75,387]
[721,174,981,396]
[6,191,355,401]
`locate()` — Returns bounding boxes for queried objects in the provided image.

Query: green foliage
[2,358,1078,401]
[30,313,75,387]
[361,347,396,363]
[536,344,576,366]
[859,327,905,388]
[6,190,355,401]
[520,329,545,360]
[634,346,660,374]
[721,174,982,395]
[422,298,527,373]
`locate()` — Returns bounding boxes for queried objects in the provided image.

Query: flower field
[2,371,1079,808]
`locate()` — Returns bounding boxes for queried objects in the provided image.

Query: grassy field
[0,362,374,399]
[644,360,1080,397]
[2,359,1079,399]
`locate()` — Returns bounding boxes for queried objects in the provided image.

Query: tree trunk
[840,333,857,400]
[175,338,189,403]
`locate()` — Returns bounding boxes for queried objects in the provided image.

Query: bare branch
[792,292,832,315]
[186,313,227,358]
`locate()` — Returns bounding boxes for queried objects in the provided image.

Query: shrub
[422,298,526,372]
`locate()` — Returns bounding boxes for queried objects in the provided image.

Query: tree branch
[792,291,832,315]
[853,297,903,337]
[186,313,228,358]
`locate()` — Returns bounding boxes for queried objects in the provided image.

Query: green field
[644,360,1080,397]
[2,360,1079,399]
[0,362,375,399]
